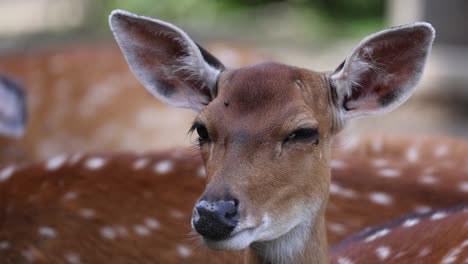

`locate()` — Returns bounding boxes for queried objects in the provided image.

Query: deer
[0,41,266,167]
[0,75,27,165]
[2,8,450,261]
[106,9,442,263]
[0,140,467,263]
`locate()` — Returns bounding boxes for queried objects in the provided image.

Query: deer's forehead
[217,63,303,109]
[202,63,329,130]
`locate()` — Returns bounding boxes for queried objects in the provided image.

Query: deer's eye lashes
[191,122,210,145]
[285,128,319,144]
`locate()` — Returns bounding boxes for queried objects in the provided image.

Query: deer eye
[285,128,319,145]
[190,122,210,145]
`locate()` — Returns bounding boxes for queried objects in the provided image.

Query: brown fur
[331,205,468,263]
[1,135,466,263]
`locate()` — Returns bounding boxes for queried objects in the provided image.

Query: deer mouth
[202,226,257,251]
[199,214,272,250]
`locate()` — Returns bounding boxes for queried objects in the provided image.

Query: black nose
[192,199,240,240]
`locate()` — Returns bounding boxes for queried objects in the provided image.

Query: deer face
[191,64,333,249]
[110,9,434,252]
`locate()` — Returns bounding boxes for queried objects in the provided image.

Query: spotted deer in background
[1,135,467,263]
[108,9,438,263]
[0,40,265,168]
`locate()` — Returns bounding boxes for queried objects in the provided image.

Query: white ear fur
[0,76,27,138]
[109,9,223,111]
[331,22,435,120]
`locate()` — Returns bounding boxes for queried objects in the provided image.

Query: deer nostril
[193,199,240,240]
[225,205,237,219]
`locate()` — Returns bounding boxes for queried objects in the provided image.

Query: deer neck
[244,208,329,264]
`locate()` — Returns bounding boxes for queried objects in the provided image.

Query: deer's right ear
[0,76,27,138]
[109,10,225,111]
[330,23,435,124]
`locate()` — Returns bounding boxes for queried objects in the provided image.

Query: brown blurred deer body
[331,205,468,263]
[107,10,439,263]
[0,42,265,167]
[0,135,467,263]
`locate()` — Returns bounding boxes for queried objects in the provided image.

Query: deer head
[110,10,434,263]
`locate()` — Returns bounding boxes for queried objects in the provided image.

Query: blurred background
[0,0,467,165]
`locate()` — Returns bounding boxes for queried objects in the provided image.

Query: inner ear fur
[109,10,225,111]
[330,22,435,121]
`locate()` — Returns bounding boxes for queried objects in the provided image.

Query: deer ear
[0,76,27,138]
[330,22,435,120]
[109,10,225,111]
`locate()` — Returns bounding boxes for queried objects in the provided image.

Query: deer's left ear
[330,22,435,120]
[109,10,225,111]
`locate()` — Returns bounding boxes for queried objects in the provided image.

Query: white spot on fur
[0,165,15,182]
[78,76,124,118]
[372,159,389,167]
[328,223,347,234]
[365,229,390,242]
[402,218,420,227]
[46,155,67,171]
[331,159,347,169]
[419,175,438,185]
[176,244,192,258]
[342,135,360,151]
[64,252,81,264]
[415,205,432,214]
[78,208,96,219]
[153,160,173,174]
[145,217,160,230]
[458,182,468,193]
[368,192,393,205]
[100,226,116,240]
[0,241,10,249]
[376,246,391,260]
[39,226,57,238]
[85,157,106,170]
[63,192,78,200]
[406,146,419,162]
[197,166,206,177]
[21,249,35,262]
[434,144,449,158]
[170,209,184,219]
[133,224,150,236]
[330,183,356,198]
[133,158,149,170]
[441,240,468,264]
[418,247,431,257]
[337,257,354,264]
[431,212,447,220]
[378,168,400,178]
